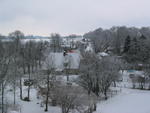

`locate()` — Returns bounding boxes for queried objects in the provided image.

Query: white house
[43,51,81,71]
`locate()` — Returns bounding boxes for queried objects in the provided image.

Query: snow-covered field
[20,88,61,113]
[8,87,61,113]
[6,69,150,113]
[7,74,79,113]
[8,87,150,113]
[95,88,150,113]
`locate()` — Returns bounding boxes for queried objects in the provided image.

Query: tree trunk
[113,81,116,87]
[39,60,41,68]
[27,86,30,101]
[32,65,34,73]
[66,69,69,82]
[67,75,69,82]
[88,89,91,95]
[62,104,68,113]
[1,83,4,113]
[23,67,26,74]
[14,82,16,105]
[27,65,31,101]
[104,89,107,100]
[149,83,150,90]
[93,103,97,111]
[23,55,26,74]
[45,74,50,112]
[20,78,23,100]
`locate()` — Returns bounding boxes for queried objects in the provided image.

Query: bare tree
[63,54,73,82]
[39,53,56,112]
[0,43,11,113]
[36,41,47,68]
[52,85,97,113]
[50,33,62,52]
[9,30,24,100]
[79,52,120,100]
[8,58,20,106]
[98,57,120,99]
[24,41,37,101]
[144,62,150,89]
[78,52,98,95]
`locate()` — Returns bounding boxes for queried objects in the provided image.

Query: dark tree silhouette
[123,35,131,53]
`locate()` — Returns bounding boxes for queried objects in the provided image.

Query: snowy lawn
[7,86,150,113]
[7,86,61,113]
[20,88,61,113]
[95,88,150,113]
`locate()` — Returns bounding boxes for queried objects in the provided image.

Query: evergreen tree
[123,35,131,53]
[137,35,149,63]
[127,37,139,62]
[129,37,139,55]
[139,34,147,40]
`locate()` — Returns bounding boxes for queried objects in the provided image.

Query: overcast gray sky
[0,0,150,36]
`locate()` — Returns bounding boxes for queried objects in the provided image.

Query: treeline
[0,30,72,113]
[79,52,122,100]
[84,26,150,64]
[123,35,150,63]
[0,30,49,113]
[84,26,150,52]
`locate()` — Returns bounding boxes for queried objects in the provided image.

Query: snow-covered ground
[95,88,150,113]
[20,88,61,113]
[8,87,150,113]
[7,74,79,113]
[7,87,61,113]
[6,70,150,113]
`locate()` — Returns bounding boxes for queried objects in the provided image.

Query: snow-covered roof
[98,52,109,57]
